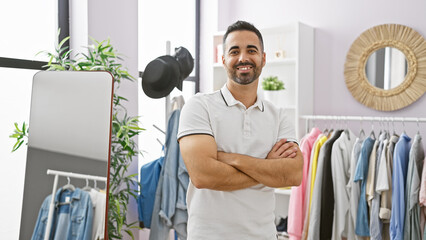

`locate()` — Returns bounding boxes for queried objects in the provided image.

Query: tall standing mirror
[344,24,426,111]
[19,71,114,240]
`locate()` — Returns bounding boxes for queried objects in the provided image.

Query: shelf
[266,58,296,65]
[274,188,292,196]
[213,62,223,68]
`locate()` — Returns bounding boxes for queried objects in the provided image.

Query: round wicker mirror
[344,24,426,111]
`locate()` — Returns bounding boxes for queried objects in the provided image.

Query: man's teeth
[239,66,252,70]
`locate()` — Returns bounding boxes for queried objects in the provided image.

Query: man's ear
[262,52,266,67]
[222,54,225,64]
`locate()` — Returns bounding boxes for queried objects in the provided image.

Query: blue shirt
[354,137,375,236]
[390,133,411,240]
[149,109,189,240]
[138,154,164,228]
[31,188,93,240]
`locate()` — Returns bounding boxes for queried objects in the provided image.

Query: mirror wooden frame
[344,24,426,111]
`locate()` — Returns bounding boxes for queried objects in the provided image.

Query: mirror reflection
[365,47,408,90]
[19,71,113,240]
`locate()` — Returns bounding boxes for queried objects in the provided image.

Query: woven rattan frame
[344,24,426,111]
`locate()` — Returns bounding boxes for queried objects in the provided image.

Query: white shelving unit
[212,22,314,139]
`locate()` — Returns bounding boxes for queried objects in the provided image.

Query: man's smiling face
[222,30,266,85]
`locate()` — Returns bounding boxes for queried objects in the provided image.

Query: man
[178,20,303,239]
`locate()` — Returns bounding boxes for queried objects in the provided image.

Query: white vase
[263,90,286,108]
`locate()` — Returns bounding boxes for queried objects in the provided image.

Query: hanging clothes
[375,137,390,240]
[319,129,344,240]
[149,109,189,240]
[419,156,426,238]
[330,130,356,240]
[354,136,375,237]
[288,127,321,240]
[403,133,424,239]
[302,133,328,240]
[308,130,342,240]
[377,134,399,240]
[31,188,93,240]
[369,132,387,240]
[390,133,411,240]
[138,153,165,228]
[348,135,364,240]
[88,189,106,240]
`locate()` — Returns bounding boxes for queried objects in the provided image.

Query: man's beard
[228,61,263,85]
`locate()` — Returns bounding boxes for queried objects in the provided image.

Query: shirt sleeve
[277,108,297,144]
[177,94,213,140]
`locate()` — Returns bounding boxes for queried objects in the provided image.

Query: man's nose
[238,52,249,62]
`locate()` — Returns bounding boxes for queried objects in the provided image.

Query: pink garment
[420,156,426,235]
[287,127,322,240]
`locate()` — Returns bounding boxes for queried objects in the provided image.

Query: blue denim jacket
[31,188,93,240]
[138,154,165,228]
[150,109,189,240]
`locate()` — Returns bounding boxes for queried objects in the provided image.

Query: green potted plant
[261,76,287,108]
[10,36,143,240]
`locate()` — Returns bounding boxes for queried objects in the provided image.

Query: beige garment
[382,223,390,240]
[366,140,379,207]
[379,135,399,221]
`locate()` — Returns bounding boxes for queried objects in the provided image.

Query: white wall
[207,0,426,138]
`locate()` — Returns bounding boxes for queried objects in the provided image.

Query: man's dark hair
[223,20,264,52]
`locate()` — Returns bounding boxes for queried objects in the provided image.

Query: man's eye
[249,49,257,53]
[230,50,238,55]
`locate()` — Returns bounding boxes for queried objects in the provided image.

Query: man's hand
[266,139,298,159]
[217,139,298,165]
[216,138,303,188]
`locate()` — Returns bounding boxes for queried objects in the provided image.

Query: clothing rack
[300,115,426,136]
[44,169,107,240]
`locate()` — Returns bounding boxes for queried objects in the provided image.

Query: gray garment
[331,130,356,240]
[348,137,364,240]
[308,130,341,240]
[370,133,387,240]
[403,133,425,240]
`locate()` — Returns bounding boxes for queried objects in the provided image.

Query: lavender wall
[88,1,139,239]
[214,0,426,138]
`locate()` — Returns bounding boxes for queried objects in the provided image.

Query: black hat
[142,47,194,99]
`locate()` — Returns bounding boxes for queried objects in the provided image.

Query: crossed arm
[178,134,303,191]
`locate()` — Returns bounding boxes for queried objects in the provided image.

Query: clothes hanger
[402,118,407,135]
[343,116,351,140]
[359,117,365,139]
[153,124,166,135]
[62,176,76,192]
[323,119,329,136]
[417,118,421,135]
[369,120,376,139]
[94,179,100,191]
[391,118,397,136]
[385,118,390,140]
[82,178,92,192]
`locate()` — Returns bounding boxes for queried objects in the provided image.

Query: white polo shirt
[177,84,296,240]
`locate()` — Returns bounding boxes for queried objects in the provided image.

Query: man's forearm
[218,151,303,188]
[200,158,259,191]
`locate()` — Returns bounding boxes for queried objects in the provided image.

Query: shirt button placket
[243,111,250,137]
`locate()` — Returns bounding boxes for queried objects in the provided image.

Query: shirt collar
[220,84,264,111]
[54,187,82,203]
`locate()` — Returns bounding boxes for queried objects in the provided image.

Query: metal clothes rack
[44,169,107,240]
[300,115,426,136]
